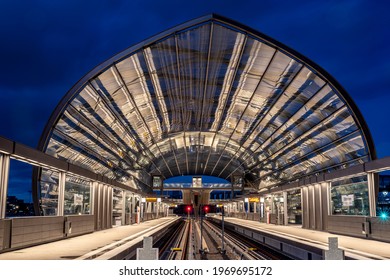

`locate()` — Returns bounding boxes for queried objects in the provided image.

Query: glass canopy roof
[39,14,375,193]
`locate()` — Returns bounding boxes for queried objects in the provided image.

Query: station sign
[342,194,354,206]
[74,194,83,206]
[248,197,260,203]
[146,197,157,202]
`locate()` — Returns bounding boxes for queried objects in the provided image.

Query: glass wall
[287,189,302,224]
[6,159,35,217]
[378,173,390,215]
[264,195,273,214]
[125,192,133,224]
[112,188,123,226]
[64,175,91,215]
[39,168,59,216]
[331,175,369,216]
[154,190,183,200]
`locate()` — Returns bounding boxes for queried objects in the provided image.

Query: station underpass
[1,14,390,260]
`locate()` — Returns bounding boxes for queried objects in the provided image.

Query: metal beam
[175,34,190,175]
[221,62,305,179]
[226,105,348,180]
[254,128,361,182]
[211,37,277,176]
[211,48,279,176]
[88,82,165,179]
[195,22,214,175]
[111,65,174,177]
[203,33,247,175]
[67,103,143,171]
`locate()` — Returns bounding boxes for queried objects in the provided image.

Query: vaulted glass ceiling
[39,14,375,193]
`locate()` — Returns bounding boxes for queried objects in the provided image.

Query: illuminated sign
[146,198,157,202]
[249,197,260,203]
[342,194,354,207]
[74,194,83,206]
[192,177,202,188]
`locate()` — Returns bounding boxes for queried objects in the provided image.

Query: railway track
[156,219,191,260]
[154,217,292,260]
[203,219,292,260]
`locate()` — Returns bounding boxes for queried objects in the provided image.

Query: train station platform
[212,217,390,259]
[1,215,390,260]
[0,216,179,260]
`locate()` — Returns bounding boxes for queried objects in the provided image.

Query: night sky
[0,0,389,200]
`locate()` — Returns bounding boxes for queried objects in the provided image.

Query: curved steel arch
[37,14,376,196]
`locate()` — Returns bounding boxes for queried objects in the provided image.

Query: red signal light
[204,206,209,213]
[186,206,192,212]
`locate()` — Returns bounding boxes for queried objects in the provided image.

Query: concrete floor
[0,217,177,260]
[220,217,390,259]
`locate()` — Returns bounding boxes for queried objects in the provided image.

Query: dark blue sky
[0,0,389,187]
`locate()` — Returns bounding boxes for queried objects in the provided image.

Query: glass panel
[64,175,91,215]
[377,172,390,216]
[73,85,141,156]
[91,67,153,147]
[331,175,369,216]
[39,168,59,216]
[274,130,365,178]
[117,51,165,137]
[177,23,211,131]
[258,86,344,155]
[144,38,177,134]
[204,25,246,131]
[125,191,133,225]
[243,54,302,146]
[113,188,123,226]
[287,189,302,224]
[6,159,35,217]
[256,107,359,168]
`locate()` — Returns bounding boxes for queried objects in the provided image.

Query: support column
[231,182,234,203]
[259,197,263,221]
[107,186,113,228]
[367,172,377,217]
[147,202,152,213]
[321,182,330,231]
[101,184,106,228]
[313,184,321,230]
[92,182,99,230]
[90,181,96,215]
[131,194,136,213]
[121,190,126,225]
[302,187,309,229]
[307,185,315,229]
[327,182,332,216]
[57,171,66,216]
[283,191,288,226]
[0,154,10,219]
[98,183,104,230]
